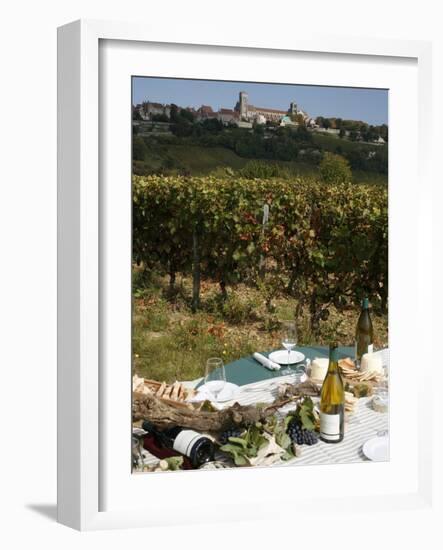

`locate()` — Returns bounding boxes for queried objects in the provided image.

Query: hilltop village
[133,91,387,144]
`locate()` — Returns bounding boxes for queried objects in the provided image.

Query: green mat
[199,346,354,387]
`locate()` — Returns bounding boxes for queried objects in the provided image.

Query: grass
[133,143,387,185]
[132,272,388,384]
[133,145,248,176]
[352,170,388,186]
[170,145,247,173]
[311,132,385,153]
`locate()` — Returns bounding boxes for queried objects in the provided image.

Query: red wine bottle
[355,297,374,366]
[142,421,214,468]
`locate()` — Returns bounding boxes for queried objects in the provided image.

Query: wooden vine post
[258,203,269,280]
[191,226,201,312]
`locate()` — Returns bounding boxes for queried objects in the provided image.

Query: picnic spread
[132,346,389,473]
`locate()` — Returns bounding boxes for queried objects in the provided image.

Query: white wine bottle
[355,297,374,366]
[319,343,345,444]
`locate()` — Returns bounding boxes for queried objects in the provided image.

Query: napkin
[187,383,237,407]
[187,388,214,402]
[253,352,281,371]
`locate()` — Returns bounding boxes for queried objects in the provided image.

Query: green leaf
[275,431,292,450]
[164,456,184,471]
[228,436,248,448]
[300,409,315,431]
[219,443,241,455]
[199,400,218,412]
[233,454,248,466]
[302,396,314,410]
[282,448,295,461]
[284,413,296,429]
[247,444,258,457]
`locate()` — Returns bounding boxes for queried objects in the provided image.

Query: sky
[132,77,388,126]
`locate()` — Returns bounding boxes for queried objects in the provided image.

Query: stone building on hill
[134,90,316,127]
[235,91,286,122]
[136,101,171,120]
[218,108,239,124]
[196,105,217,121]
[234,91,315,126]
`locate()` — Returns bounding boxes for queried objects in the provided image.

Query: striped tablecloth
[137,373,389,469]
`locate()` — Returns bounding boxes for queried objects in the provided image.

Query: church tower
[289,101,298,115]
[239,91,249,119]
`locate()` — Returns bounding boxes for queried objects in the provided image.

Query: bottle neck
[328,347,340,373]
[142,421,175,447]
[362,297,369,310]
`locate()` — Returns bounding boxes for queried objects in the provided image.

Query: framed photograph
[57,19,433,530]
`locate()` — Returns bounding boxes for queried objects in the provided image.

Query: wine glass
[281,321,297,375]
[205,357,226,401]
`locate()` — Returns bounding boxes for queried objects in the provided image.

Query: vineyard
[133,174,388,382]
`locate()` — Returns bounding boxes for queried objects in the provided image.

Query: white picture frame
[57,19,434,531]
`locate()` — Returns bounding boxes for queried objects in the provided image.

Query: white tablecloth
[136,373,389,469]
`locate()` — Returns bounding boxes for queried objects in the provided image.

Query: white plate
[362,436,389,462]
[192,381,240,403]
[268,349,305,365]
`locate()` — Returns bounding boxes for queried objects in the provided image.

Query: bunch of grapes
[287,419,319,446]
[219,427,244,445]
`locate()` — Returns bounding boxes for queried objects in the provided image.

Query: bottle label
[320,412,341,442]
[173,430,202,457]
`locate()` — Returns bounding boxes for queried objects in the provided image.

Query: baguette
[171,381,180,401]
[134,377,197,408]
[176,383,183,401]
[339,357,355,370]
[156,382,167,398]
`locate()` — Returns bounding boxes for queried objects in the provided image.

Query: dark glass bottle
[355,297,374,366]
[142,421,214,468]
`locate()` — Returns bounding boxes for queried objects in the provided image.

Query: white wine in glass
[281,321,297,375]
[204,357,226,400]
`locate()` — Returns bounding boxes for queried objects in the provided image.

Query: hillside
[133,142,387,185]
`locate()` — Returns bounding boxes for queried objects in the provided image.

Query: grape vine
[133,175,388,332]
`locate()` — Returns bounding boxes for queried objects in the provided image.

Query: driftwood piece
[133,392,270,431]
[277,380,321,399]
[132,380,320,431]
